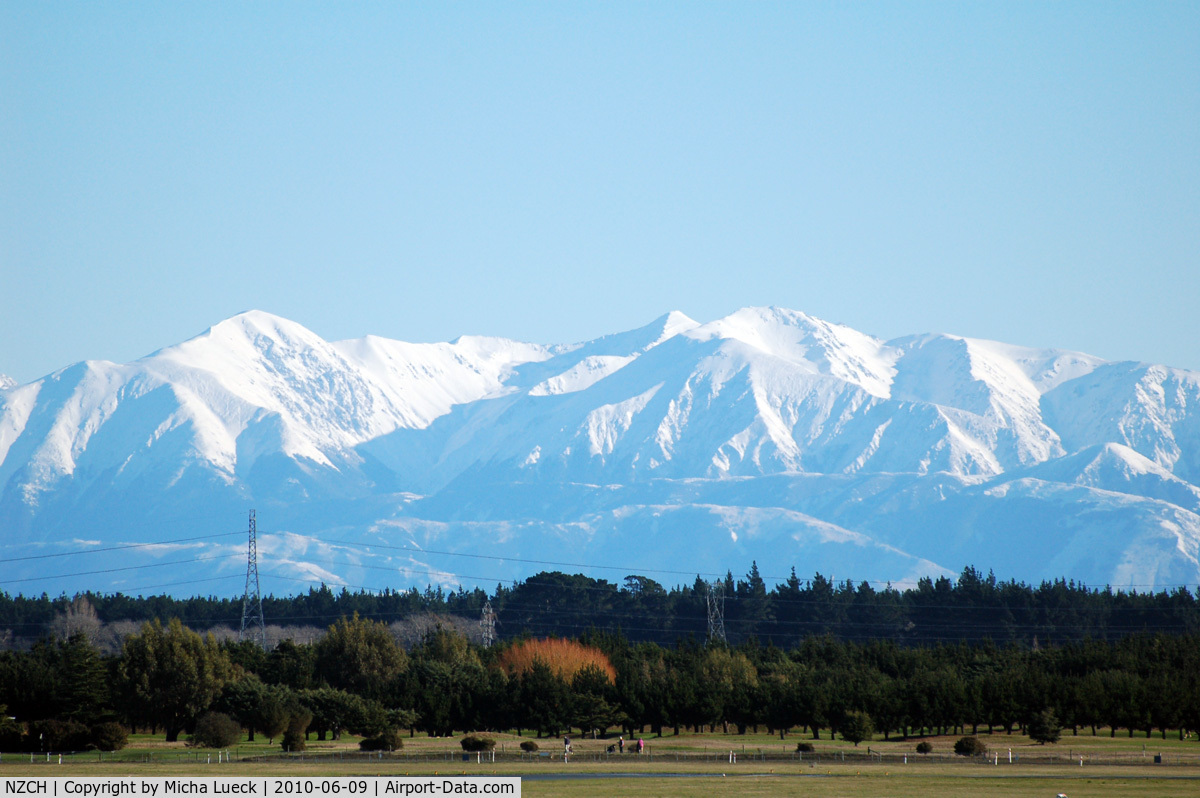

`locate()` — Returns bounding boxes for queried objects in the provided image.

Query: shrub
[520,741,539,753]
[281,728,305,752]
[840,710,874,747]
[89,722,129,752]
[461,734,497,752]
[188,713,242,748]
[796,742,814,753]
[28,719,89,751]
[915,741,933,754]
[0,710,24,752]
[359,728,403,752]
[282,709,311,752]
[954,736,987,757]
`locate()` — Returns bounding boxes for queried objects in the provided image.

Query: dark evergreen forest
[1,565,1197,647]
[2,564,1200,753]
[3,614,1200,753]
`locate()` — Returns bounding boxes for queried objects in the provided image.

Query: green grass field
[3,729,1198,797]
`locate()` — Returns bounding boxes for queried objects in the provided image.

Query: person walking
[618,736,624,754]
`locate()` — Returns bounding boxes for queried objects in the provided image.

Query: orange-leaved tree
[496,638,616,685]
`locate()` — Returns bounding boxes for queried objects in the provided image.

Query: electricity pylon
[239,509,266,646]
[706,580,726,645]
[480,600,497,648]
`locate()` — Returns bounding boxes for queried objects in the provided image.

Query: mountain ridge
[1,307,1197,596]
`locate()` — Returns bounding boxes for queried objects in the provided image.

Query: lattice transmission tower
[479,600,497,648]
[706,580,726,645]
[239,509,266,646]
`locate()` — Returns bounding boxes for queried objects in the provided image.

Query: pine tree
[57,632,109,724]
[1027,708,1062,744]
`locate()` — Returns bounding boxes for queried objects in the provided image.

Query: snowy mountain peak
[202,309,328,352]
[0,373,15,391]
[1014,442,1200,514]
[146,310,337,386]
[445,334,557,365]
[562,311,700,356]
[1090,441,1175,478]
[4,306,1200,594]
[1026,441,1172,482]
[688,306,895,398]
[652,311,701,347]
[521,312,699,397]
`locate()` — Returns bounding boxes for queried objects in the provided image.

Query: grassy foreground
[2,759,1195,798]
[3,730,1198,797]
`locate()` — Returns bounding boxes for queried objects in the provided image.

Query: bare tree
[50,595,102,644]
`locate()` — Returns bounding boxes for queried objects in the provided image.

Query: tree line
[3,612,1200,753]
[2,565,1197,648]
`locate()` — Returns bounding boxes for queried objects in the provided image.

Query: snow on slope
[332,333,553,422]
[1014,442,1200,513]
[0,360,132,505]
[972,341,1106,394]
[1043,362,1200,484]
[400,464,1198,590]
[529,356,637,396]
[150,311,520,468]
[394,312,903,484]
[888,335,1079,471]
[370,502,953,589]
[687,307,896,398]
[944,478,1200,589]
[514,311,698,394]
[0,311,555,505]
[0,381,42,484]
[522,312,696,397]
[3,305,1200,594]
[385,309,1117,485]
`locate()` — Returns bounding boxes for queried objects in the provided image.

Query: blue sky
[2,2,1197,383]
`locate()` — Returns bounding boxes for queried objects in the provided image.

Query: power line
[3,528,1196,597]
[0,597,1190,637]
[320,537,727,580]
[0,531,243,564]
[2,527,1196,636]
[205,564,1200,635]
[4,545,1193,622]
[259,551,1199,615]
[3,563,1192,638]
[116,574,245,595]
[0,553,243,586]
[314,536,1200,592]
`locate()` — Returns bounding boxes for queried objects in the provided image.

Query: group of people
[617,735,645,754]
[565,735,645,756]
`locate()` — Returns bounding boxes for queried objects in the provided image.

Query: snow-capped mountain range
[2,307,1198,597]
